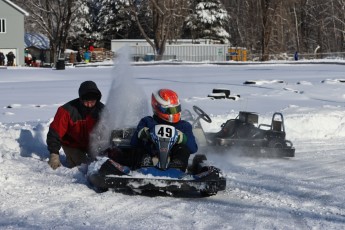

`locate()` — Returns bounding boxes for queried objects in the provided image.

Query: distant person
[76,50,82,63]
[47,81,105,169]
[69,52,75,64]
[130,89,198,172]
[25,52,32,66]
[39,51,46,66]
[294,51,299,61]
[6,51,15,66]
[0,52,5,66]
[84,50,90,63]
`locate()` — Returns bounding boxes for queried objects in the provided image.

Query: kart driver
[47,80,105,169]
[130,88,198,172]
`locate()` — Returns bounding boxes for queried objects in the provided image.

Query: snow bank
[282,106,345,140]
[0,122,49,163]
[2,104,345,164]
[201,107,345,141]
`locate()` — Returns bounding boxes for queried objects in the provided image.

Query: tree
[259,0,281,61]
[15,0,345,62]
[14,0,90,63]
[186,0,230,43]
[117,0,190,58]
[96,0,145,48]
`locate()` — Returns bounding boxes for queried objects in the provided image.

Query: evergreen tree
[97,0,145,45]
[186,0,230,43]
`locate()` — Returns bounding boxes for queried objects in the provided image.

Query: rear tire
[87,173,108,192]
[208,93,226,99]
[212,88,230,97]
[200,190,217,197]
[268,139,284,148]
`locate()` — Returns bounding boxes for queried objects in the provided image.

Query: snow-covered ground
[0,59,345,229]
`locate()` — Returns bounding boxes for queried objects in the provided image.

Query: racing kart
[188,106,295,157]
[87,124,226,197]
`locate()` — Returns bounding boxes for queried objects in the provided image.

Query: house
[0,0,29,66]
[25,33,50,65]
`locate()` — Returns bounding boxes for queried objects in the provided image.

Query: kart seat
[272,120,282,132]
[216,119,239,138]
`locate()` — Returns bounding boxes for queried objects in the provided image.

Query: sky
[0,57,345,229]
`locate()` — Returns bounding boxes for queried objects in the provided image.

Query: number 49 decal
[154,125,176,138]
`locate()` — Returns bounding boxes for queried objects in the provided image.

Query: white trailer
[111,39,230,62]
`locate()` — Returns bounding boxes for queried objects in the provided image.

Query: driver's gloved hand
[176,129,187,144]
[138,127,150,141]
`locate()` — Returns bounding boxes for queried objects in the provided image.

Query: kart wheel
[200,182,218,197]
[193,106,212,123]
[200,190,217,197]
[268,139,284,148]
[212,88,230,97]
[87,172,108,192]
[208,93,226,99]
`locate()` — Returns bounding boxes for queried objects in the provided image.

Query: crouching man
[47,80,104,169]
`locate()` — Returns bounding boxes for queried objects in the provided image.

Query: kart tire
[268,139,284,148]
[87,172,108,192]
[212,88,230,97]
[200,190,217,197]
[208,93,226,99]
[243,81,256,85]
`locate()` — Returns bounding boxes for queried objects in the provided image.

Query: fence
[249,51,345,61]
[71,49,345,64]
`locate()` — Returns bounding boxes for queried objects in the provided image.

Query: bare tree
[259,0,281,60]
[119,0,190,59]
[15,0,345,62]
[15,0,90,63]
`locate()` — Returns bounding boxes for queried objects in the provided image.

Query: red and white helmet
[151,89,181,123]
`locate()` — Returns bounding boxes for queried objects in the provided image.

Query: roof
[25,33,50,49]
[2,0,29,16]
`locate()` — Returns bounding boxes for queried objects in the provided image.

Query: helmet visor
[158,104,181,114]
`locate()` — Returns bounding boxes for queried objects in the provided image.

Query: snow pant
[169,144,191,171]
[62,145,88,168]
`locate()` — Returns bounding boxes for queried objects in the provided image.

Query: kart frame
[183,106,295,157]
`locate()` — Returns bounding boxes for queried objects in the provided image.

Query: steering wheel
[193,105,212,123]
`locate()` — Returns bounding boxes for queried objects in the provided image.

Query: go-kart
[87,124,226,197]
[187,106,295,157]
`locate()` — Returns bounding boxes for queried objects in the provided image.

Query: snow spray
[90,46,149,156]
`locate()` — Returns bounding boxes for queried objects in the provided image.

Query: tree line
[13,0,345,62]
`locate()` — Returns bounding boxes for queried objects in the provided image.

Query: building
[111,39,231,62]
[25,33,50,65]
[0,0,29,66]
